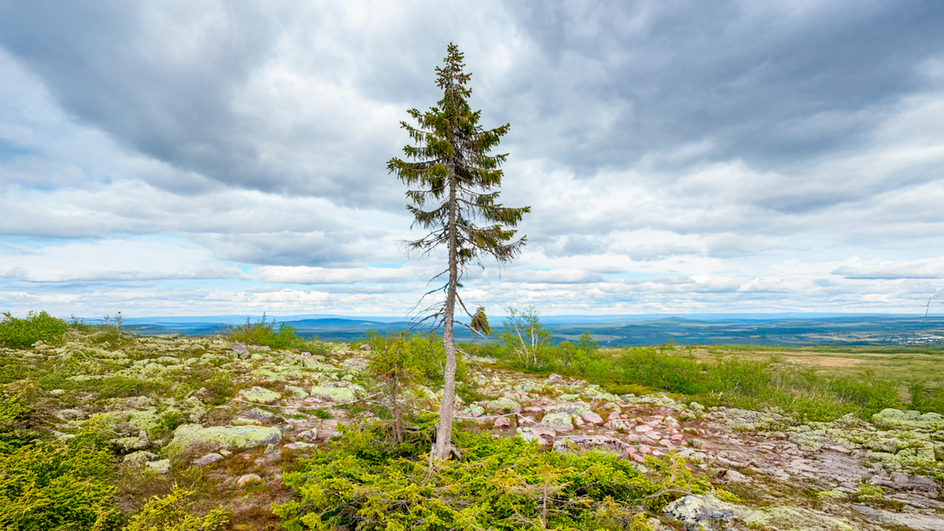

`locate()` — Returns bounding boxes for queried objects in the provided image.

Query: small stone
[671,434,685,441]
[232,342,250,358]
[580,411,605,425]
[194,453,224,467]
[237,474,262,488]
[539,412,575,433]
[242,386,281,404]
[284,442,315,450]
[605,419,634,431]
[608,412,622,421]
[635,425,652,433]
[284,385,309,399]
[147,459,171,474]
[494,416,512,428]
[298,429,318,441]
[486,397,521,414]
[468,404,486,417]
[124,451,157,465]
[523,406,542,413]
[517,415,536,426]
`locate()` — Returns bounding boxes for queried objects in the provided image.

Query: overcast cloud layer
[2,0,944,318]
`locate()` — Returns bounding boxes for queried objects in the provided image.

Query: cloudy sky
[2,1,944,319]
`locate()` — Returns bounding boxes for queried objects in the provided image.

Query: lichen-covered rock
[241,386,281,404]
[552,435,627,456]
[580,411,605,425]
[147,459,171,474]
[872,408,944,431]
[539,412,574,433]
[113,435,149,451]
[284,385,309,399]
[516,427,557,445]
[309,386,356,402]
[124,451,157,465]
[486,397,521,414]
[237,473,262,487]
[166,424,282,455]
[604,418,634,431]
[194,453,224,467]
[544,401,592,415]
[662,494,736,531]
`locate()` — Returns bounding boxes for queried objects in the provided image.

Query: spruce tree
[387,43,530,459]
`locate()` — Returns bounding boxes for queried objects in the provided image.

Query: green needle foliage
[0,311,69,349]
[387,43,530,458]
[274,424,706,530]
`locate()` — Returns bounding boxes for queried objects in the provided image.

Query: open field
[699,345,944,391]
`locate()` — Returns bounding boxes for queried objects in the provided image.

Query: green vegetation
[0,311,69,349]
[125,485,228,531]
[1,306,942,529]
[275,424,707,530]
[226,314,332,355]
[0,382,122,530]
[468,308,926,422]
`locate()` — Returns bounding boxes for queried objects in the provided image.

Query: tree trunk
[433,158,459,460]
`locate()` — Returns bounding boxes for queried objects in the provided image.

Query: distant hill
[110,313,944,347]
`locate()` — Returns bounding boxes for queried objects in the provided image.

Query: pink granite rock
[494,416,512,428]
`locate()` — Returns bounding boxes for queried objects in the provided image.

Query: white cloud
[2,1,944,317]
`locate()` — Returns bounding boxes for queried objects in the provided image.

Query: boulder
[538,412,574,433]
[284,442,316,450]
[516,427,557,445]
[544,401,592,415]
[237,474,262,488]
[486,397,521,414]
[662,495,736,531]
[309,386,356,402]
[284,385,309,399]
[241,386,281,404]
[166,424,282,455]
[494,416,513,428]
[872,409,944,431]
[194,453,224,467]
[147,459,171,475]
[124,451,157,465]
[552,435,627,456]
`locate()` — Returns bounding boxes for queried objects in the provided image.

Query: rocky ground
[12,335,944,530]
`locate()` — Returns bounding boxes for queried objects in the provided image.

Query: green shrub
[225,314,327,353]
[125,484,228,531]
[0,382,54,452]
[0,311,69,349]
[909,381,944,415]
[0,388,121,530]
[828,372,902,416]
[275,424,707,530]
[498,306,555,370]
[616,347,704,395]
[366,331,465,388]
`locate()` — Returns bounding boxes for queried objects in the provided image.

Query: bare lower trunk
[433,158,459,460]
[433,317,457,458]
